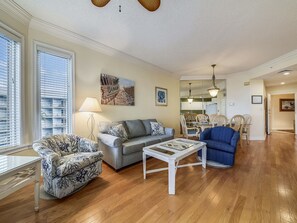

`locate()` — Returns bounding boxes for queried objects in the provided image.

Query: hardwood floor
[1,132,297,223]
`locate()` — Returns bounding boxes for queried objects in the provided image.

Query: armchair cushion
[56,151,103,177]
[78,138,99,152]
[202,140,236,153]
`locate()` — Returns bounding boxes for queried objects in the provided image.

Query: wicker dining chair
[196,114,209,123]
[242,114,252,144]
[230,115,245,147]
[214,115,228,126]
[180,115,199,139]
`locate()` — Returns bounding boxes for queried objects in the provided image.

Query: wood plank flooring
[0,132,297,223]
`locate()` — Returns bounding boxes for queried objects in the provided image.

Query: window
[0,28,21,149]
[36,44,74,138]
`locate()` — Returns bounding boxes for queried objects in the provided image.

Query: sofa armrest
[165,127,175,136]
[97,133,122,148]
[200,128,212,140]
[230,131,240,148]
[79,138,99,152]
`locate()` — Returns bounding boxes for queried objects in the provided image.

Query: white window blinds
[0,31,21,149]
[37,47,73,138]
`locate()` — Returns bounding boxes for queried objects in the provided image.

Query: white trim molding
[0,0,32,25]
[29,18,174,76]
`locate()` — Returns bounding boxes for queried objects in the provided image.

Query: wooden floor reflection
[0,132,296,223]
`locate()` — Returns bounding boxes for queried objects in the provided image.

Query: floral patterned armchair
[33,134,104,198]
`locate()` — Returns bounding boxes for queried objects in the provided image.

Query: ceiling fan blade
[91,0,111,7]
[138,0,161,11]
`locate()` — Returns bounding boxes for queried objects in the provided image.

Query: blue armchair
[198,126,240,166]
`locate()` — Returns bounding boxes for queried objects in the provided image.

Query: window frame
[33,41,75,140]
[0,21,25,153]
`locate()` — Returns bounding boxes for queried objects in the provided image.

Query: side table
[0,155,41,211]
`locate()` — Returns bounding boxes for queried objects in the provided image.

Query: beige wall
[27,28,180,139]
[0,9,180,154]
[271,94,295,130]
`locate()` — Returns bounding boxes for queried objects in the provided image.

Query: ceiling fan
[91,0,161,12]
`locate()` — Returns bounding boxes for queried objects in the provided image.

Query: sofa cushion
[122,139,145,155]
[125,120,146,138]
[107,124,128,142]
[202,140,235,153]
[135,136,162,146]
[158,134,173,142]
[141,119,157,135]
[150,122,165,136]
[56,151,103,177]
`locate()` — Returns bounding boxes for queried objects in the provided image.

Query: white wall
[270,94,295,130]
[250,80,266,140]
[226,74,251,119]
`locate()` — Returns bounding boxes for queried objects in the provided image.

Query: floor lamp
[79,97,102,141]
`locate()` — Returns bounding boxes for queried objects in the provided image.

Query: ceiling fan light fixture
[91,0,111,7]
[91,0,161,11]
[208,64,220,97]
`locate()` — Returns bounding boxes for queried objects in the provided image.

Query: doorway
[269,93,295,134]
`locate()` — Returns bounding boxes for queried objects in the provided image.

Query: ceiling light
[281,82,285,85]
[283,72,290,75]
[91,0,161,12]
[187,83,193,103]
[208,64,220,97]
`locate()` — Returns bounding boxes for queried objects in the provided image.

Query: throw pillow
[150,122,165,136]
[108,124,128,142]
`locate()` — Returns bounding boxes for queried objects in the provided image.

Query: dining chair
[180,115,199,139]
[196,114,209,123]
[242,114,252,144]
[230,115,245,147]
[214,115,228,126]
[208,114,218,123]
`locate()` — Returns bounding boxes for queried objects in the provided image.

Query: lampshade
[208,87,220,97]
[79,97,102,112]
[208,64,220,97]
[187,98,193,103]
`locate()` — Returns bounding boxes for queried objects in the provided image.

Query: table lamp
[79,97,102,140]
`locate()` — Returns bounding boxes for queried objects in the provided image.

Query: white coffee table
[142,138,207,195]
[0,155,41,211]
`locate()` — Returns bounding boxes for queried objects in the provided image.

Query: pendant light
[208,64,220,97]
[187,83,193,103]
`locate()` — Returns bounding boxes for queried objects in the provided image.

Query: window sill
[0,144,32,155]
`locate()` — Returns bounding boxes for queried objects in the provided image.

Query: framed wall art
[155,87,167,106]
[280,99,295,112]
[251,95,262,104]
[100,73,135,106]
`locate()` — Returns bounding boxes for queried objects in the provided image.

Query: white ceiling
[13,0,297,77]
[259,64,297,87]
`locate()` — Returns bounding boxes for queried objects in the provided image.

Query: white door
[206,103,217,115]
[267,94,271,135]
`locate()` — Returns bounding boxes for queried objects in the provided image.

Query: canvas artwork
[280,99,295,112]
[155,87,167,106]
[100,73,135,106]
